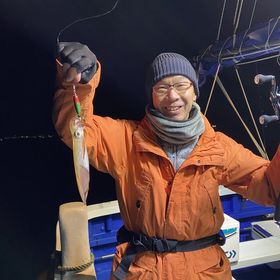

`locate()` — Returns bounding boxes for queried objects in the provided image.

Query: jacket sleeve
[265,145,280,203]
[220,133,280,207]
[53,60,137,176]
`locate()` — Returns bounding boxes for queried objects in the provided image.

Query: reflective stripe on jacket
[53,62,280,280]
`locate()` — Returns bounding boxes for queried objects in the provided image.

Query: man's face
[152,75,196,121]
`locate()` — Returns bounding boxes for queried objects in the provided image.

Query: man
[53,42,280,280]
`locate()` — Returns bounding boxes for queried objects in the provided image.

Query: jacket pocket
[133,171,153,230]
[193,246,231,276]
[201,179,224,232]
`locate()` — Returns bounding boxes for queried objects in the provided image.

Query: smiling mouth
[165,106,182,112]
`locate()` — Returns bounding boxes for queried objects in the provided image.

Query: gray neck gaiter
[146,102,205,145]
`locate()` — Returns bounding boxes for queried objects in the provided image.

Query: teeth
[166,106,181,111]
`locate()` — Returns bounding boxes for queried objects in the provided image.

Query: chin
[168,115,187,121]
[163,108,189,121]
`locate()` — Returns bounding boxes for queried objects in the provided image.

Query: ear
[193,92,197,101]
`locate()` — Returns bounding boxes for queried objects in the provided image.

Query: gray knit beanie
[145,52,199,105]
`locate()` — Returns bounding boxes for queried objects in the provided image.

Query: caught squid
[69,84,90,204]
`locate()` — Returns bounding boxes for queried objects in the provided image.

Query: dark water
[0,138,116,280]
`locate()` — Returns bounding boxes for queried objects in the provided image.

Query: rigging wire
[204,62,268,159]
[217,37,231,62]
[233,0,240,27]
[248,0,257,30]
[204,64,221,115]
[265,16,280,49]
[238,0,258,60]
[216,76,269,159]
[277,54,280,67]
[213,1,259,63]
[216,0,227,41]
[232,0,243,48]
[234,66,267,153]
[237,52,280,66]
[201,0,278,158]
[221,43,280,62]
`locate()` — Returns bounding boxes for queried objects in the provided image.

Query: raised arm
[52,42,138,176]
[53,42,101,149]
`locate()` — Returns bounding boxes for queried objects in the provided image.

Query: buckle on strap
[153,239,165,252]
[217,230,226,246]
[132,233,178,253]
[114,226,221,280]
[155,238,178,252]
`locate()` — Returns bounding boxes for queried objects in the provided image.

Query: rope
[216,76,269,159]
[204,64,221,115]
[234,67,267,154]
[57,252,94,273]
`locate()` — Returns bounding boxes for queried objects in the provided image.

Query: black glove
[58,42,97,84]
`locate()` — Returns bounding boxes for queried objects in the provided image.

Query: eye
[74,129,83,138]
[176,84,185,89]
[157,86,168,91]
[154,85,168,94]
[176,83,189,88]
[174,82,192,92]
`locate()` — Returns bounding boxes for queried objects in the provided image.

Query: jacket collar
[183,115,226,167]
[133,117,166,157]
[133,114,226,167]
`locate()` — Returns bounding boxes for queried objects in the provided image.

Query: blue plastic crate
[89,213,122,279]
[221,194,275,241]
[221,194,274,219]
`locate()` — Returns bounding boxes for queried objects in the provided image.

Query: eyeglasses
[153,81,193,96]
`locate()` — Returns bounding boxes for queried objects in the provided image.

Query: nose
[166,87,180,101]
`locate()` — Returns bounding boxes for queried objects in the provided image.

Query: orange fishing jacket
[53,62,280,280]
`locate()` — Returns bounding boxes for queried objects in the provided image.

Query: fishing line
[0,135,54,142]
[56,0,120,44]
[1,2,121,143]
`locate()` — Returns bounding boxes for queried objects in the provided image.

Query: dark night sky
[1,1,280,279]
